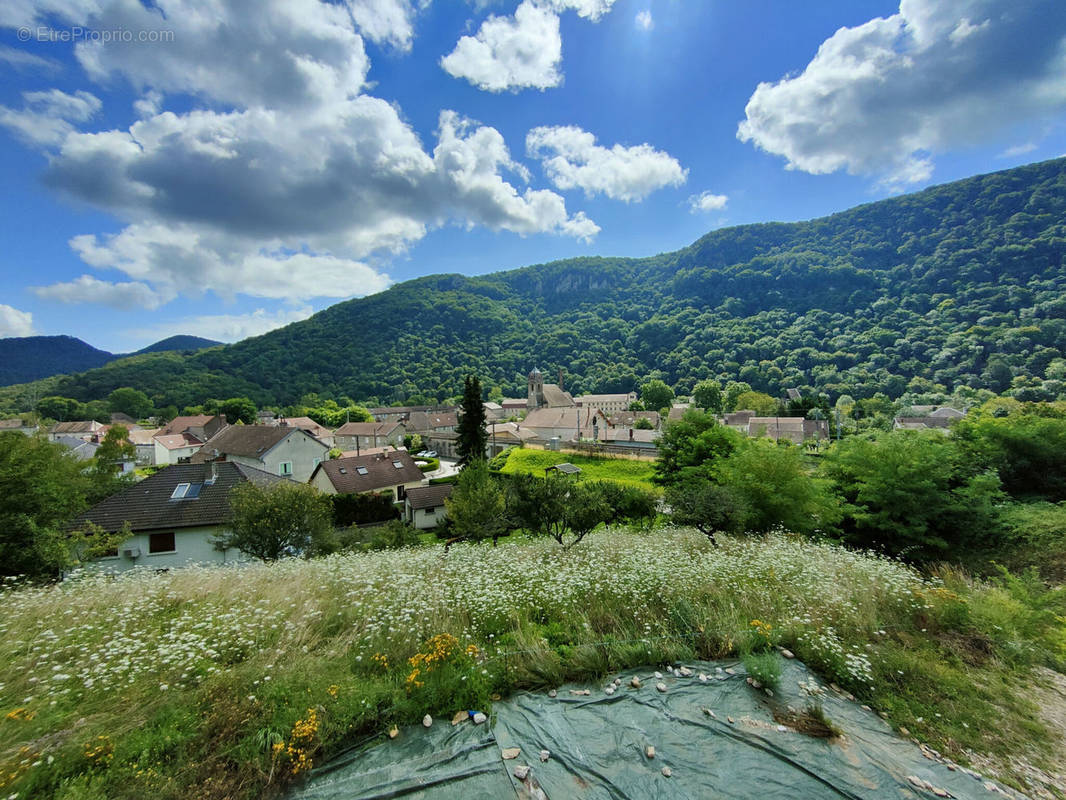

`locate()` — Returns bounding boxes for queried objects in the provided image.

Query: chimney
[558,368,564,391]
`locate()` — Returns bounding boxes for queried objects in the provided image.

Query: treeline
[657,400,1066,577]
[1,158,1064,412]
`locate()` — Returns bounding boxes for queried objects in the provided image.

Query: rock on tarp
[287,660,1024,800]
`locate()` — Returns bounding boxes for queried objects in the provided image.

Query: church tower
[527,367,545,410]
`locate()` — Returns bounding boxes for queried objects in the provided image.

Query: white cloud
[1000,142,1038,158]
[737,0,1066,187]
[38,104,594,300]
[128,306,317,345]
[442,1,561,92]
[0,89,100,146]
[347,0,425,51]
[3,0,370,110]
[526,125,687,201]
[32,274,170,309]
[546,0,617,22]
[687,191,728,213]
[0,44,60,72]
[442,0,617,91]
[0,304,35,338]
[4,0,599,312]
[635,10,653,30]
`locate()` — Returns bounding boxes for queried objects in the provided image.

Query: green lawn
[499,448,659,492]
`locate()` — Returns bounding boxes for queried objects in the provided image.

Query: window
[279,461,293,476]
[171,482,202,500]
[149,532,176,554]
[393,461,404,469]
[356,466,368,475]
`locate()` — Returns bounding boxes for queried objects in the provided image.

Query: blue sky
[1,0,1065,352]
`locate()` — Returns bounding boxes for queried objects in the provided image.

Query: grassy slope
[1,529,1063,800]
[498,448,659,491]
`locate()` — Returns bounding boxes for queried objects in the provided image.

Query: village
[0,367,967,574]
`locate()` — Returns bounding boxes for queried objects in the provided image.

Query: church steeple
[527,367,545,410]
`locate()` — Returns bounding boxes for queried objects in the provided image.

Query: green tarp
[289,660,1024,800]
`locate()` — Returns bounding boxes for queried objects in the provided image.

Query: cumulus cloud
[4,1,598,311]
[737,0,1066,187]
[526,125,687,201]
[442,0,617,91]
[442,1,562,92]
[32,274,170,309]
[0,89,100,146]
[128,306,317,344]
[347,0,427,51]
[635,10,653,30]
[0,304,35,338]
[687,191,728,213]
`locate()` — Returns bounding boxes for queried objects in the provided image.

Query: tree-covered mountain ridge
[4,157,1065,410]
[0,334,223,387]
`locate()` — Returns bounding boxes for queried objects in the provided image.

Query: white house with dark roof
[404,484,453,529]
[74,461,287,572]
[192,425,328,482]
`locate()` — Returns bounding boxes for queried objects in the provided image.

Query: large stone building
[526,367,574,411]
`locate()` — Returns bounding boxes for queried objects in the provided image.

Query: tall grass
[0,528,1062,799]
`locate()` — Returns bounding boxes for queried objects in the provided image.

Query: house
[893,416,953,432]
[309,450,425,502]
[404,484,453,530]
[486,421,537,458]
[666,403,690,423]
[73,462,286,572]
[526,368,574,410]
[192,425,329,482]
[109,412,141,429]
[746,417,829,444]
[127,428,162,465]
[0,418,37,436]
[160,414,228,442]
[500,398,527,415]
[405,411,457,434]
[574,392,637,413]
[277,417,335,447]
[153,432,205,465]
[722,410,756,430]
[48,420,105,442]
[929,407,965,419]
[54,435,100,461]
[595,428,660,449]
[366,405,445,423]
[334,421,406,452]
[606,410,661,430]
[483,402,506,421]
[520,406,606,441]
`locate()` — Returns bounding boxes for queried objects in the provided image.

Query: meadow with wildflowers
[1,527,1063,799]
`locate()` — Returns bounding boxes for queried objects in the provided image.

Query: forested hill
[0,334,223,387]
[3,157,1065,410]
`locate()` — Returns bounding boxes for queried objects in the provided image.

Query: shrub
[741,651,782,690]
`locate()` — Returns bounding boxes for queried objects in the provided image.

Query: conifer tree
[456,374,487,467]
